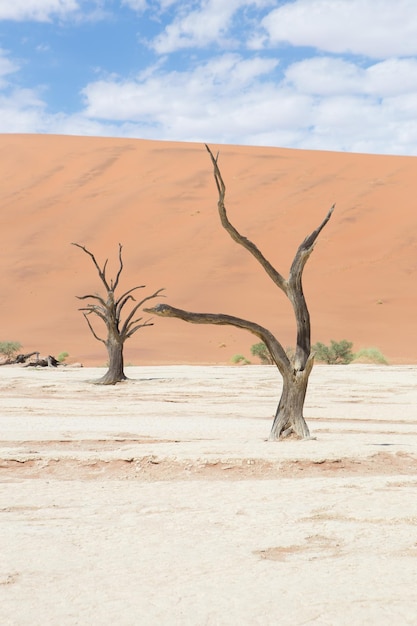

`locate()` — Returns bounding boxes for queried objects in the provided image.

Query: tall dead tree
[73,243,163,384]
[145,146,333,440]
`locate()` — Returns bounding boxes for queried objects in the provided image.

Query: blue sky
[1,0,417,154]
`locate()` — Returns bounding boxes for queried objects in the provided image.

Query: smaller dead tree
[73,243,163,384]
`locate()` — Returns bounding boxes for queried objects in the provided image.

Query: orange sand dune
[1,134,416,365]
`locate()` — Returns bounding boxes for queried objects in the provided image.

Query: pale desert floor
[1,364,417,625]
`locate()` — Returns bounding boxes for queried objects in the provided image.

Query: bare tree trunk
[269,357,314,440]
[97,335,127,385]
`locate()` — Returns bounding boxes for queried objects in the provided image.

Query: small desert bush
[250,342,274,365]
[57,351,69,363]
[0,341,22,360]
[231,354,251,365]
[312,340,355,365]
[353,347,388,364]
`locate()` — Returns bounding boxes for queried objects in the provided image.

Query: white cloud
[121,0,147,12]
[303,95,417,154]
[151,0,274,53]
[2,0,417,157]
[5,50,417,157]
[285,57,417,98]
[151,0,241,53]
[262,0,417,58]
[75,49,417,155]
[80,53,314,145]
[81,54,279,122]
[0,0,79,21]
[0,87,46,132]
[285,58,363,96]
[0,49,49,132]
[0,49,20,88]
[0,83,124,136]
[366,59,417,96]
[123,0,178,11]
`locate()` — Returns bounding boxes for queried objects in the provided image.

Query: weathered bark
[15,352,39,364]
[268,356,314,440]
[72,243,163,385]
[145,146,333,440]
[24,355,59,368]
[97,335,127,385]
[1,352,62,367]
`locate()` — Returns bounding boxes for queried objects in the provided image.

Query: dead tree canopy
[145,145,333,440]
[73,243,163,385]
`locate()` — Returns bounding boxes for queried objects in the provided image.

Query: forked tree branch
[287,203,334,369]
[78,306,107,324]
[289,204,335,287]
[205,145,334,372]
[205,144,288,293]
[116,285,146,307]
[115,286,146,318]
[111,243,123,291]
[72,243,110,291]
[124,318,154,339]
[82,312,106,344]
[76,293,107,308]
[121,288,165,339]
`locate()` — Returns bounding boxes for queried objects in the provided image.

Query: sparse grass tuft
[231,354,251,365]
[0,341,22,360]
[353,348,388,364]
[250,342,274,365]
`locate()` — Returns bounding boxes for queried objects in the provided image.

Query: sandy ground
[1,363,417,625]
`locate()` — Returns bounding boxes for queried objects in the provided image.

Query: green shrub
[250,342,274,365]
[231,354,251,365]
[57,351,69,363]
[312,340,355,364]
[353,348,388,364]
[0,341,22,360]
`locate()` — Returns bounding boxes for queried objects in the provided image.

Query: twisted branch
[205,144,288,293]
[144,303,290,374]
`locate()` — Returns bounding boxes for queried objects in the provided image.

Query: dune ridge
[1,134,416,365]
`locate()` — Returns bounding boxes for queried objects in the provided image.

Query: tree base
[95,372,128,385]
[267,431,317,442]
